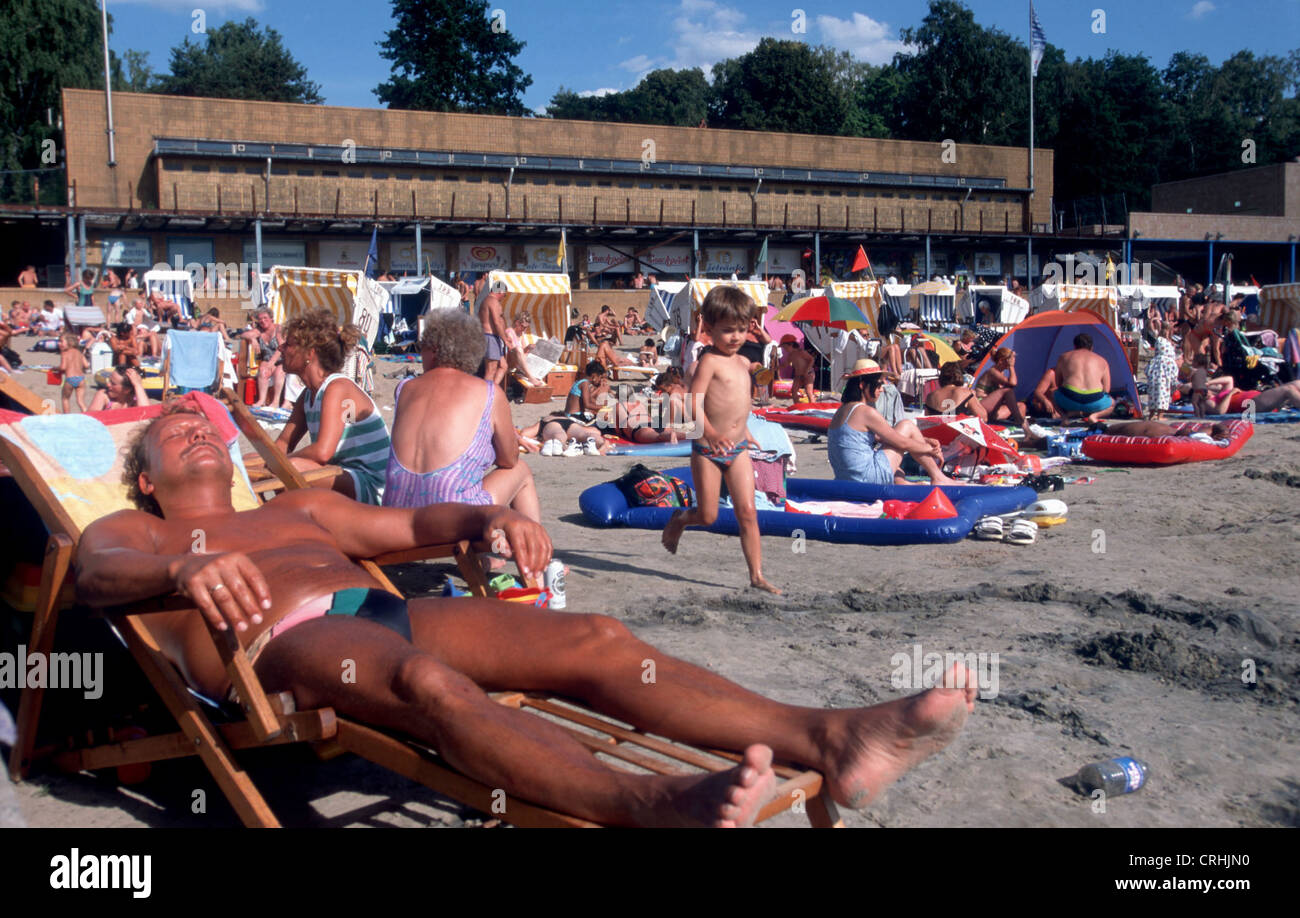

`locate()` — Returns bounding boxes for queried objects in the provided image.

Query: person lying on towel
[76,401,978,827]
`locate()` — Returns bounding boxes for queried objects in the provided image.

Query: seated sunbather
[75,400,977,826]
[1029,368,1059,419]
[272,309,390,504]
[87,368,147,411]
[925,362,987,419]
[385,309,540,521]
[594,338,634,370]
[501,312,544,386]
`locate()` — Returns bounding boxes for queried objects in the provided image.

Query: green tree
[112,49,154,93]
[547,69,710,127]
[0,0,110,203]
[376,0,531,115]
[893,0,1026,144]
[711,38,847,135]
[153,19,321,103]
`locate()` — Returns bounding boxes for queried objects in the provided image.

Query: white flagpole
[1027,4,1035,289]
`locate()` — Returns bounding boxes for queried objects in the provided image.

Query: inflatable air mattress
[580,466,1037,545]
[1081,420,1253,465]
[753,402,839,432]
[606,440,693,457]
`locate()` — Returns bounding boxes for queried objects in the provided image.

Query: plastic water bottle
[544,559,566,610]
[1074,756,1149,796]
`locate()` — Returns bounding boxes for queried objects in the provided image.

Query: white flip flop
[973,516,1004,540]
[1004,518,1039,545]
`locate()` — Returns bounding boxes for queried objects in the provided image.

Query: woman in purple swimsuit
[383,309,541,521]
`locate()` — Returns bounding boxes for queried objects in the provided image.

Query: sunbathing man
[1106,420,1230,440]
[1052,333,1114,423]
[76,402,978,826]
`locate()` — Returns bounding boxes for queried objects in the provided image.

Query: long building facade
[1,89,1293,297]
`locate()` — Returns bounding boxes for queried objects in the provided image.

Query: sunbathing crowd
[5,268,1297,828]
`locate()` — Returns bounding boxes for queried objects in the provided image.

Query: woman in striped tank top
[275,308,391,504]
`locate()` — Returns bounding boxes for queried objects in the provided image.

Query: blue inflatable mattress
[579,466,1037,545]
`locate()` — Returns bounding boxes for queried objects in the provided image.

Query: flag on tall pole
[851,245,870,276]
[1030,4,1047,77]
[364,224,379,279]
[556,228,567,272]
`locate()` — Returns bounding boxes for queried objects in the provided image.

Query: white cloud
[815,13,910,65]
[626,2,910,85]
[1188,1,1215,18]
[618,54,657,74]
[110,0,265,11]
[578,88,620,98]
[666,0,762,75]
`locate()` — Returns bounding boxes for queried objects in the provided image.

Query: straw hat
[842,358,895,380]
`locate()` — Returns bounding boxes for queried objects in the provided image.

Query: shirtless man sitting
[75,402,977,826]
[1029,368,1059,419]
[1052,333,1114,422]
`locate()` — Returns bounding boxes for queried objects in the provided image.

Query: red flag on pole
[851,245,870,274]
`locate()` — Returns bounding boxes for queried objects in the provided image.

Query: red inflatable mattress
[1081,420,1253,465]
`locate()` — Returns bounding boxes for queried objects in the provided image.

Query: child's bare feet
[662,509,687,554]
[750,574,782,595]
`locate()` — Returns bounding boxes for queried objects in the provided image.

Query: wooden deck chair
[1,400,841,827]
[0,374,53,415]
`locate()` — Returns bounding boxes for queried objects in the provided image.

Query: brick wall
[63,89,1054,226]
[1129,210,1300,242]
[1150,163,1298,217]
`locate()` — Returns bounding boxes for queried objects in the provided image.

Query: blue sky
[107,0,1299,112]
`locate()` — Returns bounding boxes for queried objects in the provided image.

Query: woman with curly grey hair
[383,308,541,521]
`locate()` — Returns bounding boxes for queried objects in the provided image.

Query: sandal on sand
[973,516,1004,540]
[1004,518,1039,545]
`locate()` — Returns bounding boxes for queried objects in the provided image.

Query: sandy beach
[4,356,1298,829]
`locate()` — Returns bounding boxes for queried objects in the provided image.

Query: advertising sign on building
[641,245,692,276]
[974,252,1002,276]
[318,240,369,271]
[519,243,565,272]
[388,240,445,274]
[457,243,511,273]
[765,247,801,274]
[242,240,307,267]
[1012,253,1040,278]
[703,248,748,276]
[587,245,632,273]
[102,236,152,267]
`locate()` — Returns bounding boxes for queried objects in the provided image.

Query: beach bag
[615,463,694,509]
[1,346,21,367]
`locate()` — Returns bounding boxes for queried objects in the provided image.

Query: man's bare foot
[823,663,977,809]
[662,509,687,554]
[931,473,960,487]
[750,574,782,595]
[660,744,776,827]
